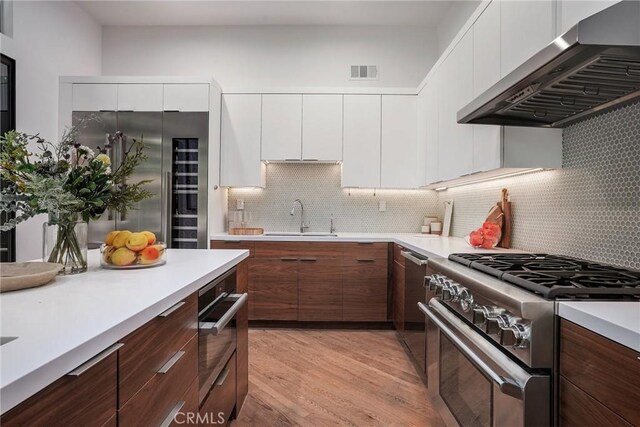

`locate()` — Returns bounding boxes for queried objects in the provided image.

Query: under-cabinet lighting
[433,168,545,191]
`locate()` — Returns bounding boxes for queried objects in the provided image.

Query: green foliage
[0,118,153,230]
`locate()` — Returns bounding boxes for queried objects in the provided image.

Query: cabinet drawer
[254,241,344,258]
[168,378,199,427]
[343,258,388,280]
[211,240,255,257]
[200,352,237,427]
[119,336,198,427]
[393,244,405,267]
[560,320,640,425]
[560,376,632,427]
[119,294,197,406]
[343,242,388,262]
[1,347,118,427]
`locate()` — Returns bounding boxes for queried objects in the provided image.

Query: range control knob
[458,288,474,312]
[504,323,531,349]
[482,307,507,335]
[472,305,487,325]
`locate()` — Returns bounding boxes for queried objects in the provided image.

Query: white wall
[101,25,438,88]
[1,1,102,261]
[437,0,482,55]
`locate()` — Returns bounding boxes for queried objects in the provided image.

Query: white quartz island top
[210,233,522,259]
[558,301,640,351]
[0,248,249,414]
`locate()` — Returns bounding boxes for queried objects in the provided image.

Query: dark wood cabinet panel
[248,258,298,320]
[1,350,118,427]
[560,320,640,426]
[393,244,406,267]
[210,240,255,257]
[169,377,199,427]
[119,336,198,427]
[392,260,405,333]
[236,260,249,413]
[299,257,344,321]
[118,293,197,407]
[343,242,388,261]
[254,241,344,258]
[343,278,388,321]
[560,377,632,427]
[200,352,237,427]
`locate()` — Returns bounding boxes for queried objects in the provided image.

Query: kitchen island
[0,248,249,417]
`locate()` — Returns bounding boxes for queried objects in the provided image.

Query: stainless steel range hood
[458,0,640,128]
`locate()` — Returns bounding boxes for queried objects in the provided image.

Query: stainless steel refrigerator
[72,111,208,249]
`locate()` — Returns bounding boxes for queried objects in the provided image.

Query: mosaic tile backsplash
[228,101,639,270]
[228,164,440,233]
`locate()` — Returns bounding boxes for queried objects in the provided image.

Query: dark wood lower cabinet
[343,258,388,321]
[248,258,298,320]
[298,258,343,321]
[559,320,640,426]
[1,350,118,427]
[392,259,405,333]
[200,352,237,427]
[235,260,249,414]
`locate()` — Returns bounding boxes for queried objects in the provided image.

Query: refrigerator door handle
[164,171,172,247]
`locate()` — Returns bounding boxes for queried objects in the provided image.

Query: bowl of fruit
[100,230,166,269]
[466,222,502,249]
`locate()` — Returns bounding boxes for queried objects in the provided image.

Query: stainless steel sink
[0,336,18,346]
[264,232,338,237]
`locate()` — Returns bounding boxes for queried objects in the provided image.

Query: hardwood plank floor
[230,329,444,427]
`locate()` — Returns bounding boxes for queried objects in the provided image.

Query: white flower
[105,166,112,175]
[79,145,95,158]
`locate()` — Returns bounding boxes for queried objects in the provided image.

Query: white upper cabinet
[501,0,556,77]
[472,0,503,173]
[342,95,381,188]
[261,94,303,161]
[438,30,474,182]
[473,0,501,97]
[72,84,118,111]
[220,94,265,187]
[381,95,420,189]
[558,0,620,34]
[117,84,163,111]
[302,94,343,161]
[424,79,440,185]
[163,84,209,112]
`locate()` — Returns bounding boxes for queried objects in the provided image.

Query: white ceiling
[75,0,455,27]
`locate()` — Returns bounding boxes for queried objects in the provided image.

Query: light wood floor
[230,329,445,427]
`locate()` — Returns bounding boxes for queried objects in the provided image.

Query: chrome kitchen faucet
[290,199,309,233]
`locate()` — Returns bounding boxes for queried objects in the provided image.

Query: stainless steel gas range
[419,253,640,427]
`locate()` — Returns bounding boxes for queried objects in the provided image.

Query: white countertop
[0,248,249,414]
[558,302,640,351]
[210,232,522,259]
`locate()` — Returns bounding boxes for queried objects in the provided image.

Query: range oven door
[198,268,248,404]
[419,299,550,427]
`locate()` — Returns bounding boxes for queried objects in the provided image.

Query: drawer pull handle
[67,343,124,377]
[158,301,185,318]
[357,259,375,263]
[300,258,317,262]
[158,350,185,374]
[159,400,186,427]
[200,293,248,335]
[280,257,298,262]
[357,242,374,245]
[226,240,242,244]
[215,367,231,387]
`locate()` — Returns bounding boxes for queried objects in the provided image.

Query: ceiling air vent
[350,65,378,80]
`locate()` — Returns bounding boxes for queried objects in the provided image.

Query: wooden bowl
[0,262,63,292]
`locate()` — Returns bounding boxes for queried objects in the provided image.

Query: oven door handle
[199,293,248,336]
[419,301,525,400]
[401,251,428,266]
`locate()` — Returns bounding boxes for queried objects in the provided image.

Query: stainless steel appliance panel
[162,112,209,249]
[402,250,429,371]
[72,111,117,247]
[117,112,163,238]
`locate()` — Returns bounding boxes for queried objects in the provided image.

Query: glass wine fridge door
[162,112,208,249]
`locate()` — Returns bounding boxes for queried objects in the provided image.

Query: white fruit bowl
[100,242,167,269]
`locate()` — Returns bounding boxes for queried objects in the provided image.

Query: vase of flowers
[0,119,152,274]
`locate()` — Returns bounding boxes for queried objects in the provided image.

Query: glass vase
[43,214,88,275]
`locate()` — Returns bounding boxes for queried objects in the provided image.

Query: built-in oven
[198,268,248,404]
[419,298,550,427]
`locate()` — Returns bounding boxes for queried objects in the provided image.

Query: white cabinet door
[472,0,503,173]
[424,79,439,185]
[220,94,264,187]
[72,84,118,111]
[501,0,556,77]
[163,84,209,112]
[261,94,302,161]
[302,94,343,161]
[558,0,619,34]
[342,95,381,188]
[381,95,420,189]
[117,84,163,111]
[438,30,474,182]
